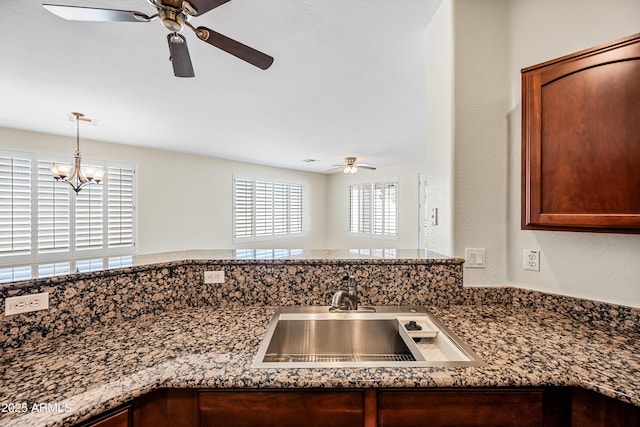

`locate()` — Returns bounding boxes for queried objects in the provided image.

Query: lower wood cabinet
[76,387,639,427]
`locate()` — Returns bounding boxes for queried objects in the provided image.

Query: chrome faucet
[330,275,358,311]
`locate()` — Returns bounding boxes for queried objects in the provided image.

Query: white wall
[326,162,425,249]
[0,126,329,253]
[425,0,455,256]
[449,0,640,307]
[452,0,510,286]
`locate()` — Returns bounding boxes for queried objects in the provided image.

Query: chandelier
[50,112,105,193]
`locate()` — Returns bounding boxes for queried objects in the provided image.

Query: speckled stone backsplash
[2,253,637,351]
[509,288,640,333]
[0,258,464,349]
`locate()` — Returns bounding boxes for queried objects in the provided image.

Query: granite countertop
[1,304,638,427]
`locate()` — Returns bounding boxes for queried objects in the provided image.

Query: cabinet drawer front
[199,390,365,427]
[85,408,130,427]
[378,389,544,427]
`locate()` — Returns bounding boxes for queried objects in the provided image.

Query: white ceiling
[0,0,441,173]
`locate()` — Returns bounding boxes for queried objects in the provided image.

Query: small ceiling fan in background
[42,0,274,77]
[328,157,377,174]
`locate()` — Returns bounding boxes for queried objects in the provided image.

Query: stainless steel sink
[252,306,484,368]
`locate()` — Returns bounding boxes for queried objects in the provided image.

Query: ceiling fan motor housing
[160,8,185,32]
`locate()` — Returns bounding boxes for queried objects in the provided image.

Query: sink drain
[264,353,416,363]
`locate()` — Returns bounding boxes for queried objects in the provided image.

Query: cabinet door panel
[199,390,364,427]
[521,32,640,233]
[571,387,640,427]
[378,389,544,427]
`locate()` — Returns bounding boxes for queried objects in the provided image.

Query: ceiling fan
[42,0,274,78]
[328,157,377,174]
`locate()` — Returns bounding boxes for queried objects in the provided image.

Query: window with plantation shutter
[234,178,254,238]
[349,185,360,233]
[0,155,32,258]
[255,180,273,237]
[349,180,398,238]
[37,160,70,254]
[108,166,135,248]
[75,174,104,251]
[290,184,303,234]
[273,182,288,235]
[361,183,371,234]
[233,177,304,241]
[0,149,136,266]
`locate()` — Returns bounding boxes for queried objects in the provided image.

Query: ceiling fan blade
[168,34,195,78]
[43,4,152,22]
[196,27,274,70]
[358,165,377,170]
[187,0,232,16]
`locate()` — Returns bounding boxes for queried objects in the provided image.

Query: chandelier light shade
[50,112,105,193]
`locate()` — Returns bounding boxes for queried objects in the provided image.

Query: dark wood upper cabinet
[521,33,640,233]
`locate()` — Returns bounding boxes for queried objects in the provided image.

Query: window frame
[232,175,306,243]
[348,178,399,240]
[0,149,137,266]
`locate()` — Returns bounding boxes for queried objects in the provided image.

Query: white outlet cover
[5,292,49,316]
[523,249,540,271]
[204,270,225,284]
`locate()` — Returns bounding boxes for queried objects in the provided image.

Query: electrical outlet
[204,270,225,284]
[4,293,49,316]
[523,249,540,271]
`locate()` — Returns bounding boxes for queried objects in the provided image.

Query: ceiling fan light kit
[344,165,358,174]
[329,156,377,174]
[42,0,274,77]
[50,112,105,194]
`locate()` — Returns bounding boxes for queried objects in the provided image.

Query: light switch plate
[465,248,485,268]
[430,208,439,226]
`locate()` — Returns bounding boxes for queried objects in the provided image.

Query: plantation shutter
[234,178,254,238]
[384,182,397,235]
[349,184,358,233]
[0,156,32,257]
[255,180,273,237]
[37,160,70,253]
[0,151,136,266]
[234,178,303,240]
[107,166,135,248]
[75,169,104,251]
[360,183,371,234]
[289,183,303,234]
[373,183,384,235]
[273,182,288,235]
[348,181,397,237]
